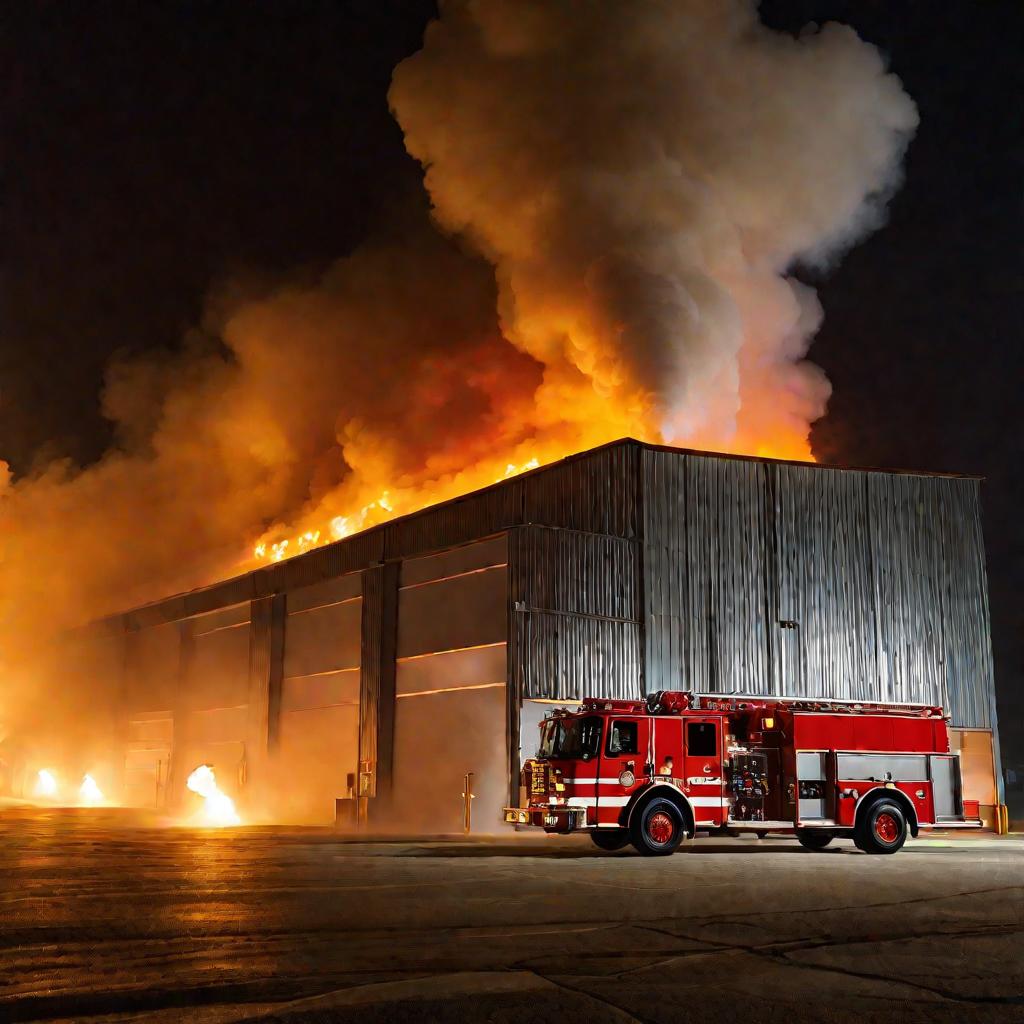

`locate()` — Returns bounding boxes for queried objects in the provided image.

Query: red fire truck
[504,691,981,855]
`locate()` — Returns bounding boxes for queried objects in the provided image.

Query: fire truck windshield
[539,716,602,761]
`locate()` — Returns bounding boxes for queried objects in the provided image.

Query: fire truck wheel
[630,798,686,856]
[590,830,631,851]
[855,800,908,854]
[796,829,834,850]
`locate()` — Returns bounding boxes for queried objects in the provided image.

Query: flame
[249,438,808,571]
[78,773,104,806]
[505,457,539,478]
[33,768,58,799]
[254,458,549,565]
[328,491,394,543]
[186,764,241,826]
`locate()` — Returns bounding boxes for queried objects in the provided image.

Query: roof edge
[95,437,984,630]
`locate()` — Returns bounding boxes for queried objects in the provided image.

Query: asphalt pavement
[1,807,1022,1023]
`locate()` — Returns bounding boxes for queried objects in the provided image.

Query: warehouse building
[63,439,1002,829]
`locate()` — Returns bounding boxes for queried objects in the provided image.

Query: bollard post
[462,771,475,835]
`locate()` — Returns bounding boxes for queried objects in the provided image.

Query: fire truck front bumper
[503,805,588,832]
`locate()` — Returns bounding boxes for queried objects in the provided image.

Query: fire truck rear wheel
[590,830,631,851]
[796,829,834,850]
[855,799,908,854]
[630,798,687,856]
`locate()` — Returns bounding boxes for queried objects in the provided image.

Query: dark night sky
[3,2,1022,757]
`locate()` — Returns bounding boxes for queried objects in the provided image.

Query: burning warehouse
[0,2,952,834]
[34,438,1001,831]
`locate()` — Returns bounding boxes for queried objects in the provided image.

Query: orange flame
[78,773,104,806]
[250,437,809,569]
[253,456,549,565]
[33,769,59,799]
[186,764,241,826]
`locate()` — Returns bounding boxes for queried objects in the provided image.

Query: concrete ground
[1,808,1022,1023]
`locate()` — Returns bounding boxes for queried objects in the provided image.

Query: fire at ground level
[1,807,1022,1023]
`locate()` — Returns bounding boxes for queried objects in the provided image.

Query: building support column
[359,562,399,813]
[246,594,286,799]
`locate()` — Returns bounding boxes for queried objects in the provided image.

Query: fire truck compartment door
[929,754,965,820]
[796,751,828,821]
[653,717,682,780]
[836,753,928,782]
[683,718,723,823]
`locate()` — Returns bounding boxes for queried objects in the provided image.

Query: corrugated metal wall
[643,452,770,696]
[869,473,947,707]
[123,622,177,807]
[391,537,510,831]
[508,525,642,702]
[641,448,996,729]
[169,605,252,807]
[935,479,997,730]
[275,575,362,820]
[771,464,878,700]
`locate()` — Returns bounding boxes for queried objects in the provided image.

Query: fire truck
[504,691,982,855]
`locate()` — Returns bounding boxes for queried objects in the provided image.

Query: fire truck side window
[607,720,638,755]
[540,716,602,760]
[687,722,717,757]
[538,721,558,758]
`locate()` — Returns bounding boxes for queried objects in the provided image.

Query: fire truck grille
[529,763,548,796]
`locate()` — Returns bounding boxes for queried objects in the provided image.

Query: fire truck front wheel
[630,798,687,856]
[855,799,908,854]
[590,830,631,851]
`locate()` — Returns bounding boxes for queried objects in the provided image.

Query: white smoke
[391,0,918,455]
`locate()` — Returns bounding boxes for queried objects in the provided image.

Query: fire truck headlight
[518,811,529,824]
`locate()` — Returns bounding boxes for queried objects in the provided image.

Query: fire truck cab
[503,691,981,855]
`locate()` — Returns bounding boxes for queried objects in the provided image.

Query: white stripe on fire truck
[565,779,725,788]
[561,778,624,785]
[566,795,728,809]
[564,778,726,792]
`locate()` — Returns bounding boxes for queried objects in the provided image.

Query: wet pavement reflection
[1,807,1022,1022]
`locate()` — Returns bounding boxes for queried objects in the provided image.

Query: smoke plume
[391,0,917,456]
[0,1,916,731]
